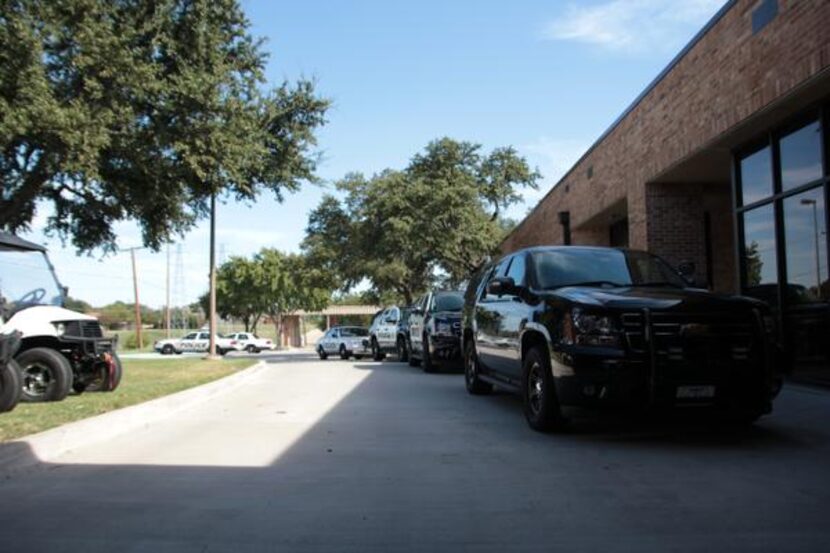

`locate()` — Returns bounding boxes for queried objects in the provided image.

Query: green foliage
[303,138,539,302]
[0,0,328,252]
[63,295,92,313]
[203,249,331,334]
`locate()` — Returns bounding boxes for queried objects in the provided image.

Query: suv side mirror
[488,276,516,297]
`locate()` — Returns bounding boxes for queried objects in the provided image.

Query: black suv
[462,246,777,432]
[408,290,464,372]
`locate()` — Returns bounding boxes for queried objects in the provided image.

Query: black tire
[522,346,566,432]
[397,336,409,362]
[162,344,175,355]
[421,333,435,373]
[318,346,328,360]
[354,355,364,360]
[371,338,385,361]
[339,344,350,360]
[0,360,22,413]
[217,348,227,356]
[464,339,493,395]
[86,353,123,393]
[16,348,73,403]
[245,344,257,354]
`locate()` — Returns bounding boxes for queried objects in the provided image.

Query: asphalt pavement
[1,351,829,552]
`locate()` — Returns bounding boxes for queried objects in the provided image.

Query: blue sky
[22,0,726,307]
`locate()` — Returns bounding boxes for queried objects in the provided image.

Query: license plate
[676,385,716,399]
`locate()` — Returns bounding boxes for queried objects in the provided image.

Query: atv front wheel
[16,348,73,402]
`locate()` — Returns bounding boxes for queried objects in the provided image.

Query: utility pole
[124,247,143,350]
[165,244,172,338]
[207,193,219,359]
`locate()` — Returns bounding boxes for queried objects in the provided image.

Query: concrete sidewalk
[1,353,829,552]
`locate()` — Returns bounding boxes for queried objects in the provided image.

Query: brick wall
[501,0,830,267]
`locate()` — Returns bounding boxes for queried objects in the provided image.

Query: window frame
[733,105,830,315]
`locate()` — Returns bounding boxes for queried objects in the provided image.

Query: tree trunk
[273,313,283,349]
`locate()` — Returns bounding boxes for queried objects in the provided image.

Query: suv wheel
[339,344,350,360]
[421,333,435,373]
[522,346,566,432]
[16,348,73,403]
[397,336,409,362]
[318,346,328,360]
[0,360,22,413]
[464,340,492,395]
[371,338,385,361]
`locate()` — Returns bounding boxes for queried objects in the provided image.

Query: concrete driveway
[1,352,829,552]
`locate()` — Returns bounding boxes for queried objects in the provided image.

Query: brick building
[500,0,829,381]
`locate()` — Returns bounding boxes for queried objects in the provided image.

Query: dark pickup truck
[462,246,778,432]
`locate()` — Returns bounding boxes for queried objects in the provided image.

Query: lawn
[0,357,257,442]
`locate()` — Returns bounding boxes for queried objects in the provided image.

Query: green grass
[0,357,257,442]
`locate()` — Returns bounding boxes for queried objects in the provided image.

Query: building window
[738,145,773,206]
[783,188,828,303]
[742,204,778,292]
[779,119,823,191]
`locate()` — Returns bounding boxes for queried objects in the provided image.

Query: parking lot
[1,351,829,552]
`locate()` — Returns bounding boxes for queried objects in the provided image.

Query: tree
[0,0,328,252]
[64,296,92,313]
[257,249,329,343]
[303,138,540,300]
[745,241,763,287]
[201,256,268,332]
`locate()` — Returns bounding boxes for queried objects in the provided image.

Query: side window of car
[388,307,399,322]
[198,333,210,340]
[506,253,527,287]
[331,329,339,339]
[184,333,197,340]
[483,259,509,301]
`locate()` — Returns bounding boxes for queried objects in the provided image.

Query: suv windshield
[432,292,464,312]
[340,327,368,337]
[532,249,687,290]
[0,250,64,312]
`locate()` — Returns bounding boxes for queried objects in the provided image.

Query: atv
[0,232,122,402]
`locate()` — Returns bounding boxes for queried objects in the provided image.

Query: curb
[0,360,269,474]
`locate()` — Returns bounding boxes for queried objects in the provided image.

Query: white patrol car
[226,332,274,354]
[154,332,243,355]
[316,326,371,360]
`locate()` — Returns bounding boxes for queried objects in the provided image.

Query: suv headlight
[566,308,621,347]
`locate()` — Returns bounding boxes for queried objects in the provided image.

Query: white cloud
[543,0,725,53]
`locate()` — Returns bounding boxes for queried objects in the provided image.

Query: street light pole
[207,193,219,359]
[801,198,822,296]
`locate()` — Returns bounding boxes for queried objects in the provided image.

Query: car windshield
[432,292,464,312]
[0,250,64,312]
[340,327,368,337]
[532,249,687,290]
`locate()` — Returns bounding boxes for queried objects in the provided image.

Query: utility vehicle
[0,232,121,402]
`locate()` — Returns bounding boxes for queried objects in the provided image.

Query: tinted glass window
[340,327,368,337]
[780,120,823,191]
[740,146,773,205]
[506,254,526,286]
[432,292,464,312]
[198,333,210,340]
[784,188,828,303]
[532,249,686,289]
[184,333,197,340]
[742,205,779,290]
